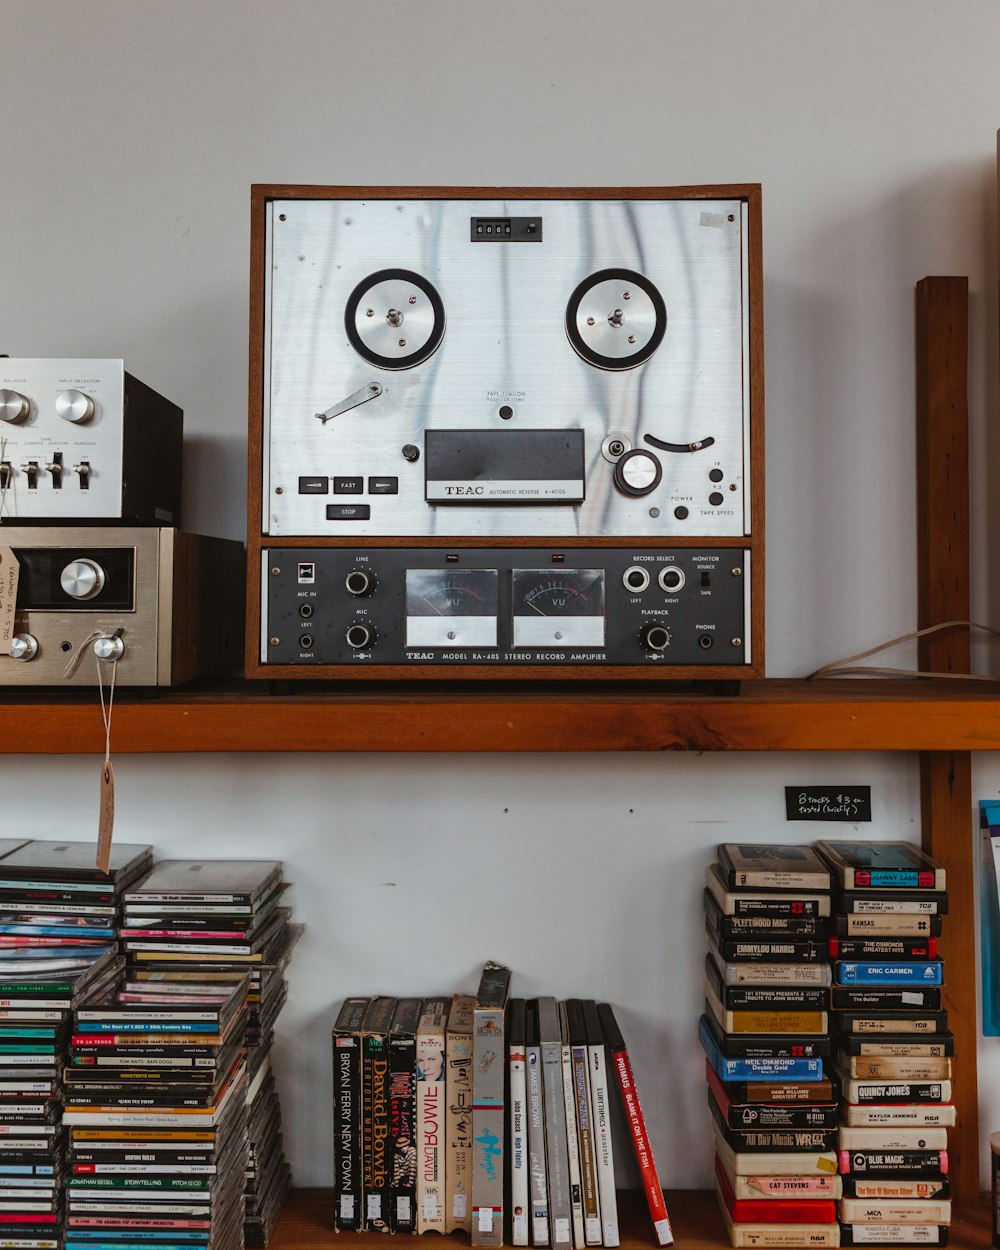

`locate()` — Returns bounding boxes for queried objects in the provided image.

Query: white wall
[4,0,1000,1189]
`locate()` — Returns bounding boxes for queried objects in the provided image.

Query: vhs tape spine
[416,999,449,1235]
[331,996,369,1232]
[582,1001,619,1248]
[388,997,422,1234]
[557,1002,585,1250]
[445,994,475,1235]
[470,961,510,1249]
[524,1002,549,1248]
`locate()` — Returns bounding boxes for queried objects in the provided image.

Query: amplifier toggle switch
[93,630,125,662]
[60,559,106,601]
[46,452,64,489]
[9,634,38,661]
[345,569,374,597]
[73,460,91,489]
[55,389,96,424]
[640,623,671,652]
[20,462,39,489]
[345,622,374,651]
[0,390,29,424]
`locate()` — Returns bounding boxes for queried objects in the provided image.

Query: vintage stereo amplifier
[0,359,182,525]
[248,185,763,680]
[0,527,243,687]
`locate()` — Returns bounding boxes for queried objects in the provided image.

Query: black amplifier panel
[264,547,749,669]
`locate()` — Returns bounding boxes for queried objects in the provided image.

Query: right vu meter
[249,185,764,680]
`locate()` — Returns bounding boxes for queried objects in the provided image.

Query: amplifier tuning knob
[60,559,106,601]
[55,389,96,424]
[345,623,374,651]
[640,624,671,652]
[94,631,125,662]
[345,570,374,597]
[0,390,30,424]
[9,634,38,661]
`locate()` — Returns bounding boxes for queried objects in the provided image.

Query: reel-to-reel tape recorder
[247,185,763,680]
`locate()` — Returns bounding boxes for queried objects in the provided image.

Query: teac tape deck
[248,185,764,680]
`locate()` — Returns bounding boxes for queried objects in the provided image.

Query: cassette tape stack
[247,185,764,681]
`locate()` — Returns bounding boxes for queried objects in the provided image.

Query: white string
[806,619,1000,681]
[64,630,101,679]
[97,656,117,767]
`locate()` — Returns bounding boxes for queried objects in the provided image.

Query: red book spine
[607,1044,673,1246]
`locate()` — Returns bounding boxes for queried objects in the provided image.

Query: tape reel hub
[566,268,666,370]
[345,268,445,370]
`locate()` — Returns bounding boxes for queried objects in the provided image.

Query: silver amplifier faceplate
[0,360,125,521]
[263,198,751,539]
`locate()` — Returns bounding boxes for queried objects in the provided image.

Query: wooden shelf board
[4,678,1000,754]
[269,1189,992,1250]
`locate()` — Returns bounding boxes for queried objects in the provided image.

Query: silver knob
[9,634,38,661]
[0,390,29,424]
[60,559,106,601]
[93,634,125,662]
[55,389,96,424]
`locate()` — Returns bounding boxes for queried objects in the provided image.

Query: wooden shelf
[4,678,1000,754]
[268,1189,992,1250]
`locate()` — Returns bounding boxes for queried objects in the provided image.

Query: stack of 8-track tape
[702,843,839,1247]
[816,841,953,1248]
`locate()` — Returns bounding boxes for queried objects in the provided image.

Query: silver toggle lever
[315,381,383,425]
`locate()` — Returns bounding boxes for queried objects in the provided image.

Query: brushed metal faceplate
[262,197,751,539]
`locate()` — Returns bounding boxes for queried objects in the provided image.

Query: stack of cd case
[0,838,149,1250]
[815,841,953,1247]
[702,844,839,1248]
[119,860,303,1248]
[63,970,251,1250]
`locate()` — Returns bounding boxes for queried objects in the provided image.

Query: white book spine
[509,1043,529,1247]
[587,1043,619,1248]
[560,1040,585,1248]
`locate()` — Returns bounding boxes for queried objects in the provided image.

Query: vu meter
[511,570,604,649]
[405,569,499,648]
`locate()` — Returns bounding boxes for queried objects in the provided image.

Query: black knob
[401,443,420,462]
[641,624,671,652]
[345,570,373,596]
[345,623,374,650]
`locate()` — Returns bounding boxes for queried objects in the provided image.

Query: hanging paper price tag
[97,762,115,874]
[0,545,19,656]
